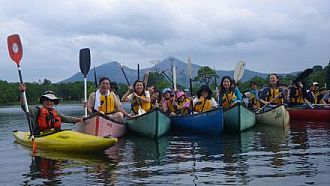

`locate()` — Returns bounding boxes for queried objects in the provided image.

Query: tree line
[0,62,328,106]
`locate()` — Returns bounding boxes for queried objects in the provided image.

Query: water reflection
[21,148,119,185]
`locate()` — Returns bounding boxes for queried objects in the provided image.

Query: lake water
[0,105,329,185]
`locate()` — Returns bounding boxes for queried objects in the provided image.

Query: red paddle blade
[7,34,23,65]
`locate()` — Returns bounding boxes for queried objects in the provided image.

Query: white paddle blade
[173,66,177,91]
[188,57,192,79]
[138,107,146,115]
[234,60,246,82]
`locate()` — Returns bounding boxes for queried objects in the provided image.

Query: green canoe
[126,108,171,139]
[224,104,256,131]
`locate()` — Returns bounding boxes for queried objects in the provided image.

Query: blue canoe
[171,107,224,135]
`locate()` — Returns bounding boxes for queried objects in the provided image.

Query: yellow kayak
[13,130,118,152]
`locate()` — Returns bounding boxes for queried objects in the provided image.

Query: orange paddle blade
[7,34,23,65]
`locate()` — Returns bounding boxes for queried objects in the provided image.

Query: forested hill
[61,57,269,86]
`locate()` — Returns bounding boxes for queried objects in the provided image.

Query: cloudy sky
[1,0,329,82]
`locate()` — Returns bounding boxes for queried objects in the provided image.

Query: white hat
[312,82,319,86]
[39,91,60,104]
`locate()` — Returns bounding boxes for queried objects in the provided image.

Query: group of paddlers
[18,72,330,134]
[85,73,330,123]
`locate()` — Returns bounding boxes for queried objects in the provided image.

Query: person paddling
[122,80,151,115]
[19,84,83,135]
[259,73,286,107]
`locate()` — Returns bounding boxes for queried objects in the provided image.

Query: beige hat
[39,91,60,105]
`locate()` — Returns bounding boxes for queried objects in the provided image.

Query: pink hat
[176,91,186,99]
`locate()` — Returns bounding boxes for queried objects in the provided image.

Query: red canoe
[76,112,126,138]
[288,106,330,122]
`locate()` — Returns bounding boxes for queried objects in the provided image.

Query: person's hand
[83,101,89,108]
[19,84,26,92]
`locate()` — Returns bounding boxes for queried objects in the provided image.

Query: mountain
[60,57,268,86]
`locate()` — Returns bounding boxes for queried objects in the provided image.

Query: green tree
[193,66,218,86]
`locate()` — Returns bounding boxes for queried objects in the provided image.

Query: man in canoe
[193,85,218,113]
[19,84,83,135]
[259,73,285,107]
[305,82,319,104]
[86,77,129,122]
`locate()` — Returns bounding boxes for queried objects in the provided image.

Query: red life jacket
[37,107,61,131]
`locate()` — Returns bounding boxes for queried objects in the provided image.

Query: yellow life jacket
[194,97,212,112]
[222,91,237,110]
[98,94,115,114]
[266,87,283,104]
[248,93,261,108]
[132,96,151,114]
[177,98,190,115]
[290,88,305,104]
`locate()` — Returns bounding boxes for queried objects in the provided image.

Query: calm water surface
[0,105,329,185]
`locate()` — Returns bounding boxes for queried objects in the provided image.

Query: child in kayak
[19,84,83,135]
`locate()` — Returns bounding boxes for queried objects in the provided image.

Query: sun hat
[162,88,171,94]
[39,91,60,105]
[176,91,186,99]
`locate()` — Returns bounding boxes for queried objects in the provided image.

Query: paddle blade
[7,34,23,65]
[188,57,192,79]
[234,60,246,82]
[79,48,91,77]
[293,68,313,84]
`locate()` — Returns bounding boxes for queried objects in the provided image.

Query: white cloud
[0,0,329,82]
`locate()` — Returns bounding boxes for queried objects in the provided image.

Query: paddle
[161,71,184,91]
[137,63,140,80]
[7,34,36,153]
[234,60,246,82]
[93,65,98,88]
[256,68,313,113]
[79,48,91,117]
[119,64,145,115]
[119,64,130,86]
[188,57,194,114]
[173,65,177,92]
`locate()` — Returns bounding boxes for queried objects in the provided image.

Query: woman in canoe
[86,77,129,122]
[173,91,191,115]
[193,85,218,113]
[218,76,241,111]
[160,88,176,116]
[19,84,83,135]
[259,73,285,107]
[122,80,151,115]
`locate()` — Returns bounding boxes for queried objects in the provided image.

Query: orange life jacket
[194,97,213,112]
[37,107,61,131]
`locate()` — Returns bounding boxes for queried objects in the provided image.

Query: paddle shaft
[84,77,88,117]
[93,66,98,88]
[120,67,130,86]
[161,71,183,91]
[138,63,140,81]
[17,65,34,138]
